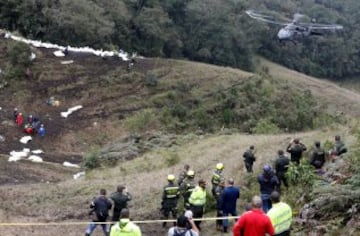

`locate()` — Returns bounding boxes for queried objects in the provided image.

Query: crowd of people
[84,135,347,236]
[13,107,46,137]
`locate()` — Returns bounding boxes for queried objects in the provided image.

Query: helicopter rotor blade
[246,10,289,26]
[298,22,343,30]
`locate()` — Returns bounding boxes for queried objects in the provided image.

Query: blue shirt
[220,186,240,212]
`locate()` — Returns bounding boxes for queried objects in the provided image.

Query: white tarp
[53,50,65,57]
[20,136,32,144]
[32,149,44,154]
[8,148,30,162]
[4,32,131,61]
[63,161,80,168]
[28,155,43,163]
[73,171,85,180]
[61,105,83,118]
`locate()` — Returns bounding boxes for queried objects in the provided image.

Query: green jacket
[110,219,142,236]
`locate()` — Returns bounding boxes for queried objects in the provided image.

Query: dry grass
[0,123,356,235]
[258,57,360,117]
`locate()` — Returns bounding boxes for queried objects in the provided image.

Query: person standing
[161,174,180,228]
[110,208,142,236]
[85,189,113,236]
[258,165,279,213]
[232,195,275,236]
[38,124,45,137]
[211,162,225,196]
[110,185,132,223]
[333,135,347,156]
[243,145,256,173]
[310,141,326,170]
[221,178,240,233]
[286,138,307,165]
[13,108,19,122]
[178,164,190,186]
[180,170,196,209]
[274,150,290,190]
[16,112,24,127]
[267,191,292,236]
[214,180,225,231]
[168,214,199,236]
[189,179,207,230]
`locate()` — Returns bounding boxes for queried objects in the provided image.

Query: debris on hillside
[61,105,83,118]
[9,148,30,162]
[63,161,80,168]
[46,96,60,107]
[4,31,132,61]
[28,155,43,163]
[73,171,85,180]
[20,136,32,144]
[60,60,74,65]
[0,135,4,142]
[53,50,65,57]
[32,149,44,154]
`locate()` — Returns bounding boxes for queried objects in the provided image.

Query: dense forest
[0,0,359,79]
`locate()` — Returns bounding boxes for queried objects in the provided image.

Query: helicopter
[245,10,343,42]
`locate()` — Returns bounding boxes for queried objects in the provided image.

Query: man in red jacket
[233,195,274,236]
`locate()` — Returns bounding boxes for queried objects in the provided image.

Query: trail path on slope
[261,59,360,117]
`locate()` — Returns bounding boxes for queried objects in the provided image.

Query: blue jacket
[258,171,279,195]
[220,186,240,213]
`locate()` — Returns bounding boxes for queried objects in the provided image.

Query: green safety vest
[267,202,292,234]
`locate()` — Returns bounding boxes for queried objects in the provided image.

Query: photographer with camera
[168,214,199,236]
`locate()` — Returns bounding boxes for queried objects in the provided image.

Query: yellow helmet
[167,174,175,181]
[186,170,195,177]
[216,162,224,170]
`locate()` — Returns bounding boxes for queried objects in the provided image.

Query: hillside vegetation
[0,36,360,235]
[1,0,360,79]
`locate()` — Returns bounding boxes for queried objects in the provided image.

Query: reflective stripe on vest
[165,186,179,199]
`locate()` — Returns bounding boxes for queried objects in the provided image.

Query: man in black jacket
[310,141,326,170]
[110,185,132,222]
[243,145,256,173]
[275,150,290,190]
[286,138,307,164]
[85,189,112,236]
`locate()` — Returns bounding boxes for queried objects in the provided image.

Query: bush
[124,109,156,132]
[165,152,180,167]
[145,72,158,87]
[7,41,32,67]
[83,149,100,170]
[250,118,281,134]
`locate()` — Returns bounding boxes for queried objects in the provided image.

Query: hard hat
[167,174,175,181]
[263,164,271,173]
[216,162,224,170]
[186,170,195,177]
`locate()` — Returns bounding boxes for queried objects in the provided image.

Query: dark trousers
[276,172,289,189]
[245,162,253,173]
[190,205,204,230]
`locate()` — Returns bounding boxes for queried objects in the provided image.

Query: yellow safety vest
[267,202,292,234]
[188,186,206,206]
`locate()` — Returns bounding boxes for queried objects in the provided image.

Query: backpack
[173,229,193,236]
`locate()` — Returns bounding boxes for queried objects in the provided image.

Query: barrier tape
[0,216,238,227]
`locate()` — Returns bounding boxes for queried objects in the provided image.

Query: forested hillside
[0,0,358,79]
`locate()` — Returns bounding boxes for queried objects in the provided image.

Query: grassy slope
[1,40,360,235]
